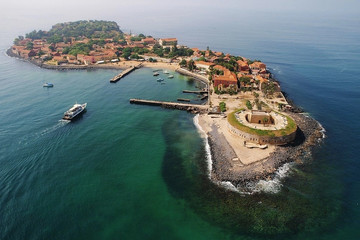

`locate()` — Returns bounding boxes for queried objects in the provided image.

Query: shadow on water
[161,113,343,238]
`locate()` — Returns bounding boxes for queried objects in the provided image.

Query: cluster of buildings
[11,32,272,94]
[189,48,270,92]
[11,35,178,66]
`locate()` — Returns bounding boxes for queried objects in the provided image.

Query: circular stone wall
[227,110,297,145]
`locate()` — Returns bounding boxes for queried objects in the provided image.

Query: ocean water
[1,13,360,240]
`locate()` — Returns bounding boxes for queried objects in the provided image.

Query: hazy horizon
[1,0,359,39]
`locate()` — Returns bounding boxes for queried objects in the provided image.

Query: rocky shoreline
[207,111,324,186]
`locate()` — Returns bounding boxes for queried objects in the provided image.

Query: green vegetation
[240,76,251,86]
[130,53,143,60]
[130,36,142,41]
[168,46,194,58]
[13,36,24,45]
[49,20,122,38]
[121,47,132,59]
[187,59,196,71]
[246,100,252,110]
[131,47,150,55]
[47,34,63,44]
[179,59,187,67]
[262,81,277,97]
[152,43,164,57]
[26,42,33,50]
[254,98,261,110]
[197,56,207,61]
[219,102,226,112]
[228,110,297,137]
[247,59,261,65]
[62,43,92,56]
[19,20,123,44]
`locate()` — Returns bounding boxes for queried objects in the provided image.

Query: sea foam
[193,114,293,194]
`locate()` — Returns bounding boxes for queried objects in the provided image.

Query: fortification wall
[227,122,297,145]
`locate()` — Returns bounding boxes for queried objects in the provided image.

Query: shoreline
[195,110,324,189]
[6,48,180,71]
[8,47,324,189]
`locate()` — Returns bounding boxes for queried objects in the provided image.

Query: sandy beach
[100,60,180,70]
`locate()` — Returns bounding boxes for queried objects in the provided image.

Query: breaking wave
[193,114,294,194]
[193,114,212,175]
[245,163,293,194]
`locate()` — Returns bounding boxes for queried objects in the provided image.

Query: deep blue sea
[0,12,359,240]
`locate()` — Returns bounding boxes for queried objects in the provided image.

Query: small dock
[110,63,142,83]
[129,99,208,113]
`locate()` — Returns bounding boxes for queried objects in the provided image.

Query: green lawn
[227,110,297,137]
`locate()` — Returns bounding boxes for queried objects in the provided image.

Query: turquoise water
[1,13,360,239]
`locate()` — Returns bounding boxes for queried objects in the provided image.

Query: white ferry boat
[62,103,87,120]
[43,83,54,87]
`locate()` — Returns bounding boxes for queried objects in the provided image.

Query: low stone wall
[176,68,209,84]
[227,121,297,145]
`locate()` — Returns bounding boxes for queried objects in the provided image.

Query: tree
[198,56,207,62]
[180,59,187,67]
[130,53,140,59]
[164,47,170,54]
[187,59,195,71]
[26,42,33,50]
[49,45,55,52]
[239,76,251,90]
[219,102,226,112]
[246,100,252,110]
[37,50,45,56]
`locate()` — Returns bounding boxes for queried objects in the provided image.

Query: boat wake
[18,120,69,146]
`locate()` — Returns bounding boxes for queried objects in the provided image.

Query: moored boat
[43,83,54,87]
[157,78,164,82]
[153,72,159,76]
[163,70,169,74]
[168,75,174,78]
[62,103,87,120]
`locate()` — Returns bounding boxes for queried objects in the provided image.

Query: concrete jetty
[110,63,142,83]
[129,99,208,113]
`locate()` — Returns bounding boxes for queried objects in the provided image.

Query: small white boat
[43,83,54,87]
[163,70,169,74]
[153,72,159,76]
[168,75,174,79]
[157,78,164,82]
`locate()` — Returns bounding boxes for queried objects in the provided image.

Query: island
[8,20,324,187]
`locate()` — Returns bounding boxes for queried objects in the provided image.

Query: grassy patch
[227,110,297,137]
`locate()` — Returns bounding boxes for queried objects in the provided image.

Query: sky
[1,0,359,43]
